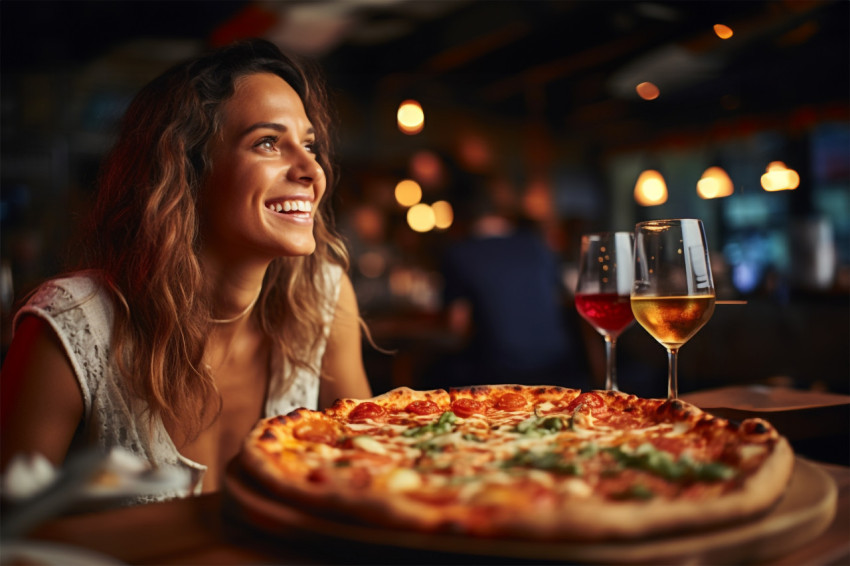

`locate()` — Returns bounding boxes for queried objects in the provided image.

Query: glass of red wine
[575,232,635,391]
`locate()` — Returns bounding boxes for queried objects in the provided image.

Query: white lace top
[13,266,343,500]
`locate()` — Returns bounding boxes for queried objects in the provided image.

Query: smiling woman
[0,39,372,500]
[202,72,326,263]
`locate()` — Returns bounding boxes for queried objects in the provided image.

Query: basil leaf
[403,411,457,438]
[502,450,582,476]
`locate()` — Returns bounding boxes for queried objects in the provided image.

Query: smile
[265,200,313,214]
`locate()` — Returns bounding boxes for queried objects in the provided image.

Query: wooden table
[9,386,850,565]
[9,461,847,565]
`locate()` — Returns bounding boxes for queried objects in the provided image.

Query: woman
[0,39,372,497]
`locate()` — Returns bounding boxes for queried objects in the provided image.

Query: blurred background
[2,0,848,398]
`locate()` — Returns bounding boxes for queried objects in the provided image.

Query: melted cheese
[351,435,388,455]
[385,468,422,492]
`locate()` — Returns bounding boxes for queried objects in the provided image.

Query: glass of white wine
[631,219,715,399]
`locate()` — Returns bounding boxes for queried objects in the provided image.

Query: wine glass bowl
[574,231,635,391]
[631,219,715,399]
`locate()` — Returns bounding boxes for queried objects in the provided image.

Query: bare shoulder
[319,272,372,406]
[1,315,84,470]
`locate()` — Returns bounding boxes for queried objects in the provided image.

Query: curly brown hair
[77,39,350,441]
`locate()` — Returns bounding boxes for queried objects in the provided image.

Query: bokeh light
[761,161,800,191]
[431,200,454,230]
[397,99,424,135]
[714,24,734,39]
[634,169,668,206]
[407,203,436,232]
[636,81,660,100]
[697,166,734,199]
[394,179,422,207]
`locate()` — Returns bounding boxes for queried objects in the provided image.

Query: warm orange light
[431,200,454,230]
[407,203,436,232]
[697,166,734,199]
[397,99,424,135]
[394,179,422,207]
[410,151,443,186]
[714,24,734,39]
[352,205,384,241]
[634,170,668,206]
[761,161,800,191]
[522,179,553,221]
[457,132,492,172]
[357,251,386,279]
[636,82,660,100]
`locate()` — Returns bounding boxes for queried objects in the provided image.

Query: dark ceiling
[2,0,849,153]
[323,0,850,150]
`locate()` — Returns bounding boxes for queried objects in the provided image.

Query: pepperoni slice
[293,419,338,444]
[605,412,644,430]
[565,392,606,414]
[494,392,527,411]
[450,398,484,418]
[349,402,387,422]
[405,400,441,415]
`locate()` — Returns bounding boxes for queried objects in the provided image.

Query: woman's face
[201,72,326,266]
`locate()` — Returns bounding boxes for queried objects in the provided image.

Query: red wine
[575,292,634,335]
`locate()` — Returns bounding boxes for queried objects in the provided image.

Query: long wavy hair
[76,38,349,442]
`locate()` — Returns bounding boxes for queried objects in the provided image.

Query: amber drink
[631,219,715,399]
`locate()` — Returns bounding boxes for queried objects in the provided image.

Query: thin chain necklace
[210,294,259,324]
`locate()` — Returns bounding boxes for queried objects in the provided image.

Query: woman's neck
[201,254,269,326]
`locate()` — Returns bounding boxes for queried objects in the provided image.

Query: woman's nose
[287,148,321,184]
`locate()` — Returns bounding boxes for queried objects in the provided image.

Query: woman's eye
[256,137,278,151]
[304,141,317,154]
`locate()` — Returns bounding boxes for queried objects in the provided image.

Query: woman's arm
[0,315,84,471]
[318,273,372,408]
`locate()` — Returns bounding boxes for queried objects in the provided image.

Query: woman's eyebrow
[242,122,287,136]
[241,122,316,136]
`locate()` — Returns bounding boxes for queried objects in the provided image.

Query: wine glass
[575,232,635,391]
[631,219,715,399]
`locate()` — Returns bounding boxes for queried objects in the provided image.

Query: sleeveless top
[12,265,343,500]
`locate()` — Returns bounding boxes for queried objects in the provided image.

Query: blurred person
[0,39,371,499]
[427,174,585,389]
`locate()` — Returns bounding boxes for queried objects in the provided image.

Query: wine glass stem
[604,335,618,391]
[667,347,679,399]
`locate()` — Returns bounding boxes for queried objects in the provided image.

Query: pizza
[237,385,794,541]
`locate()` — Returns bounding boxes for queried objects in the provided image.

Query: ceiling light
[634,169,668,206]
[761,162,800,191]
[636,81,660,100]
[713,24,733,39]
[697,166,734,199]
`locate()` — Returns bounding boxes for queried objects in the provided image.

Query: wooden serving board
[223,458,836,564]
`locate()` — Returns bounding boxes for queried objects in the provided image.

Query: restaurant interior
[1,3,850,563]
[2,0,849,401]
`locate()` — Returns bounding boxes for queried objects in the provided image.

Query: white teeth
[266,200,313,213]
